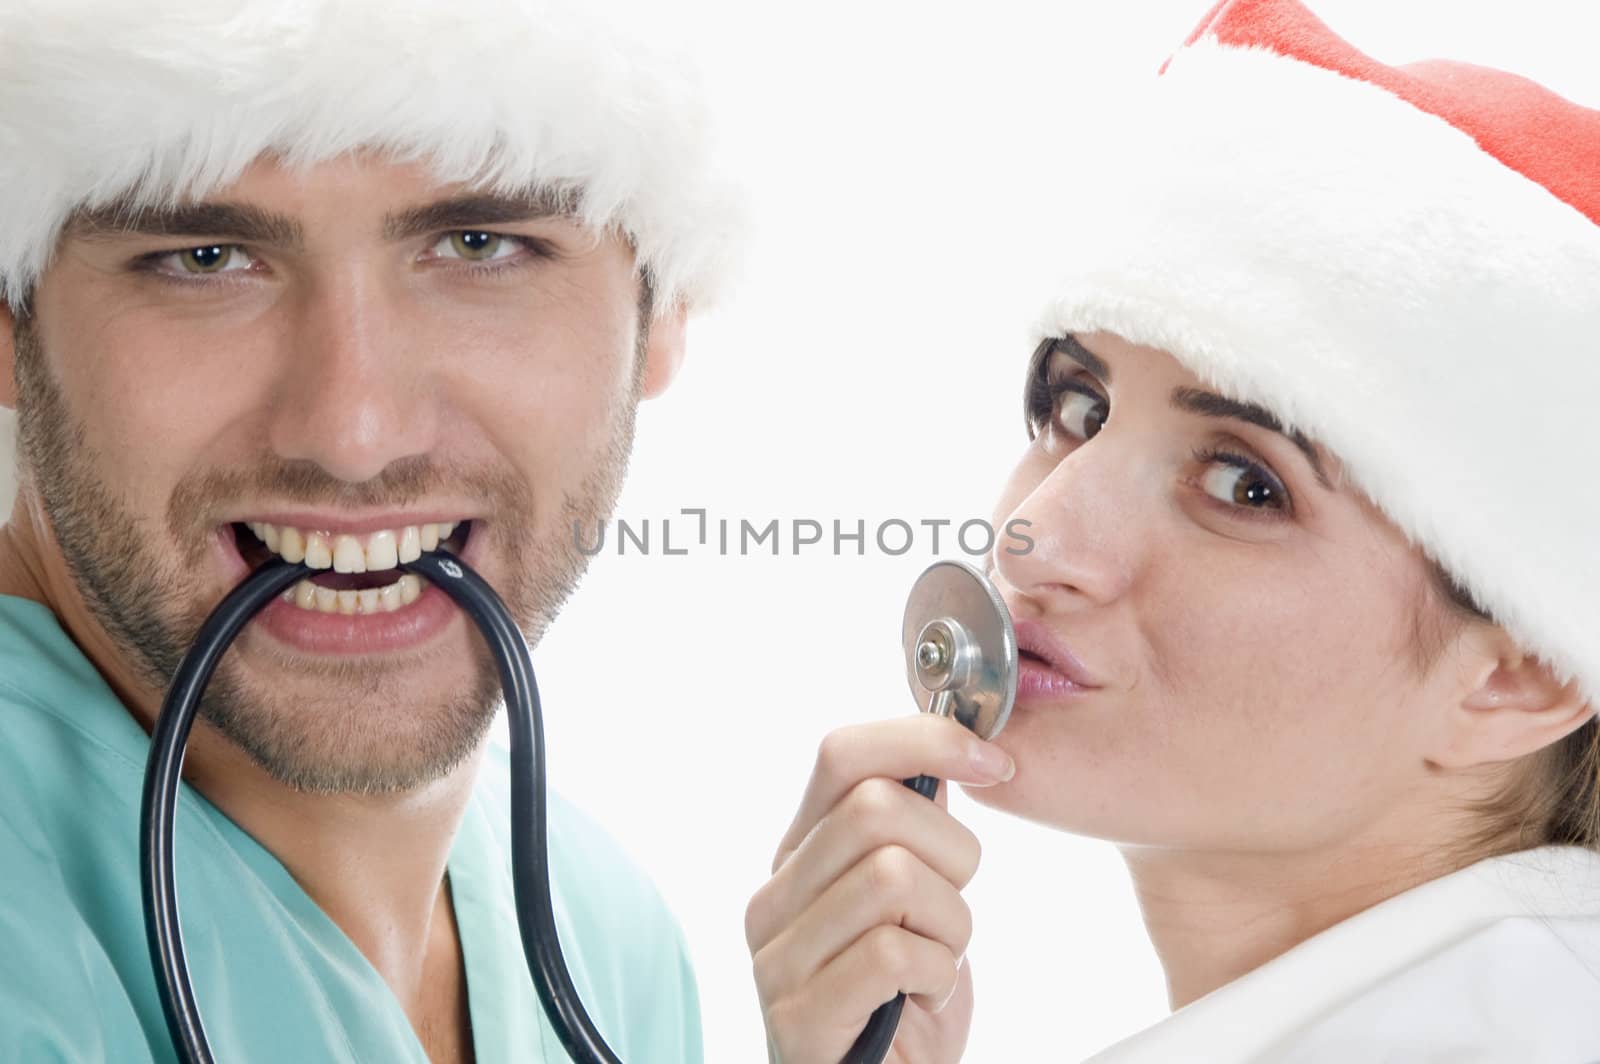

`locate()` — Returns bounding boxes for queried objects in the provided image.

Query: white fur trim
[1034,37,1600,705]
[0,0,743,314]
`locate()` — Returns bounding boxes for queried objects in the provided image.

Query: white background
[3,2,1597,1060]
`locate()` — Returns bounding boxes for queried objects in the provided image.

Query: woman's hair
[1421,561,1600,857]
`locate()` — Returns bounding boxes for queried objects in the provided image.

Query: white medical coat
[1085,845,1600,1063]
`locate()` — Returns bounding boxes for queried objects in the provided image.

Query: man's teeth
[279,573,425,614]
[246,521,460,572]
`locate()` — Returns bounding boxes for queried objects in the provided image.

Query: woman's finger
[772,717,1012,872]
[746,776,979,952]
[764,925,962,1064]
[752,842,973,1003]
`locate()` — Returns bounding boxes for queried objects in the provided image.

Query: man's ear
[639,302,687,401]
[1428,632,1594,770]
[0,299,16,410]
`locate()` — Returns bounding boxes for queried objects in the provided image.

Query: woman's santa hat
[1034,0,1600,705]
[0,0,741,316]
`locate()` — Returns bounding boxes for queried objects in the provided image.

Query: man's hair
[1,281,29,321]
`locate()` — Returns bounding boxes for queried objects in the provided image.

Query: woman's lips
[1016,652,1097,704]
[1012,619,1102,685]
[1012,618,1103,705]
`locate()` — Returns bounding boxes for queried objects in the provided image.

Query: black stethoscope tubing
[139,552,621,1064]
[139,551,909,1063]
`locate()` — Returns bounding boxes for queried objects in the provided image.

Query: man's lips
[208,518,491,655]
[227,510,481,536]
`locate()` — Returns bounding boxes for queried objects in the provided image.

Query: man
[0,1,737,1060]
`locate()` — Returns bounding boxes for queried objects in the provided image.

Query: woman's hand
[746,716,1015,1064]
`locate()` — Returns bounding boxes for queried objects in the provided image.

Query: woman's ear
[1428,632,1594,770]
[639,302,687,401]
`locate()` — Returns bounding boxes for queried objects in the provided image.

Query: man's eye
[432,231,521,262]
[156,245,254,275]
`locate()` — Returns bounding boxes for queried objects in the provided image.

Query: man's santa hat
[0,0,740,316]
[1033,0,1600,706]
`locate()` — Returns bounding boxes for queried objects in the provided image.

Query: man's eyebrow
[65,201,304,249]
[380,189,578,241]
[62,187,579,249]
[1049,336,1335,492]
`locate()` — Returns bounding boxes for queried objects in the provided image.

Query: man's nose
[993,440,1145,613]
[266,267,440,484]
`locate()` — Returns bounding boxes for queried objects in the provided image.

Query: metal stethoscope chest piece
[903,559,1018,742]
[844,559,1018,1064]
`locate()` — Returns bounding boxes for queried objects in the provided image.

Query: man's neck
[189,734,483,1061]
[185,731,482,1000]
[0,511,50,606]
[0,509,480,1056]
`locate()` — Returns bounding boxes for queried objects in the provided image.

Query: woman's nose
[994,443,1142,613]
[265,268,440,484]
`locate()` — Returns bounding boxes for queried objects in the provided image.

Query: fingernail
[971,741,1014,781]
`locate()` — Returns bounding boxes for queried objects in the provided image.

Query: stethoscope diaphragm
[846,558,1018,1063]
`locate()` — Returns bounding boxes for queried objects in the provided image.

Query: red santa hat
[1031,0,1600,706]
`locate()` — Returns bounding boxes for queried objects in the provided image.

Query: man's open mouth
[231,520,473,615]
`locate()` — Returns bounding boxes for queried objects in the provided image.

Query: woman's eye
[432,230,522,263]
[1193,448,1292,517]
[154,244,255,275]
[1047,384,1108,447]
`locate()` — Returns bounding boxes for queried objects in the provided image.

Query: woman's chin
[958,775,1071,825]
[956,776,1147,843]
[957,777,1012,806]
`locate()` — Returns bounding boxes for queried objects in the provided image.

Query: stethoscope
[140,553,1016,1064]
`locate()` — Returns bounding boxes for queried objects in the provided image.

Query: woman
[745,1,1600,1060]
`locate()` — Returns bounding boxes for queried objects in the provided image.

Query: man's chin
[195,650,502,795]
[208,704,497,796]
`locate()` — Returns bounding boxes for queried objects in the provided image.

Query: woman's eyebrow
[1051,336,1335,492]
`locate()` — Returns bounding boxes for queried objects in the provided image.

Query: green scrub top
[0,595,702,1062]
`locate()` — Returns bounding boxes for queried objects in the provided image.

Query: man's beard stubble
[11,314,637,794]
